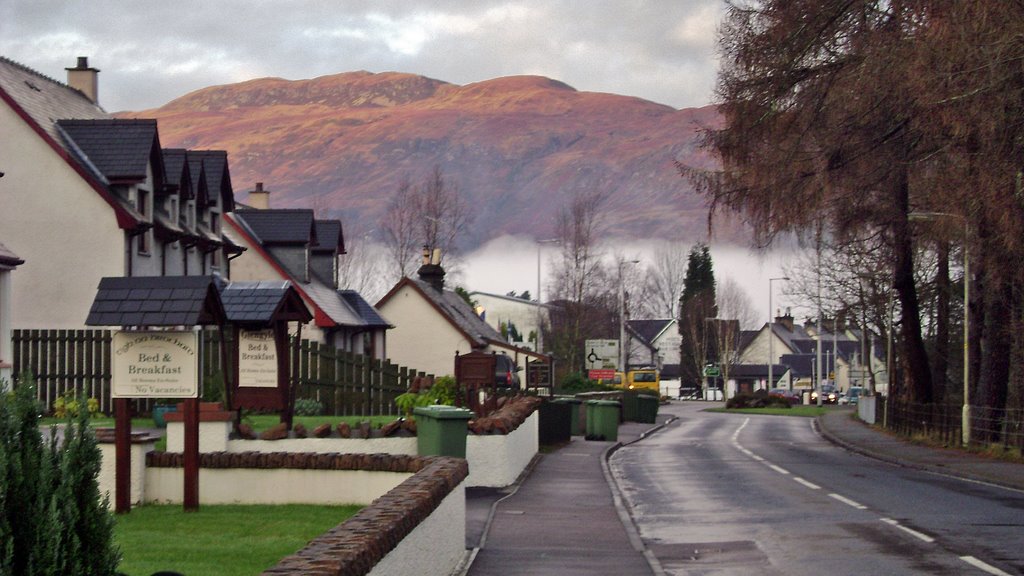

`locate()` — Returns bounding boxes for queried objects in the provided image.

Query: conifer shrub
[0,376,121,575]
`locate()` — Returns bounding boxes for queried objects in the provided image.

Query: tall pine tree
[678,244,717,387]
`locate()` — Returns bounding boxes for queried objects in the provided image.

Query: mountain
[120,71,729,246]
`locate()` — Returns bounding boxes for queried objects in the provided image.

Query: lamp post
[767,277,789,391]
[908,211,970,446]
[535,238,558,354]
[619,259,640,372]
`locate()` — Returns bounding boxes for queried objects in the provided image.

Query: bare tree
[547,189,611,375]
[380,176,420,279]
[379,166,473,280]
[644,241,688,318]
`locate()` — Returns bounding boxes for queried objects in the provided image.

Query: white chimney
[66,56,99,104]
[248,182,270,210]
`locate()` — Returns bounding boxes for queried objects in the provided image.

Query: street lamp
[767,277,789,392]
[619,259,640,372]
[908,211,970,446]
[535,238,559,354]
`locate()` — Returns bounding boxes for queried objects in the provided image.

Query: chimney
[248,182,270,210]
[775,307,795,332]
[66,56,99,104]
[417,248,445,291]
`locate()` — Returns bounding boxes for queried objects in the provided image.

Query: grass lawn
[708,405,836,418]
[114,504,361,576]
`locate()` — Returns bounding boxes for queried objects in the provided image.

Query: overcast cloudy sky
[1,0,724,112]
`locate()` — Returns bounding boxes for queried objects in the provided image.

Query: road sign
[702,364,721,378]
[585,339,619,370]
[588,369,616,380]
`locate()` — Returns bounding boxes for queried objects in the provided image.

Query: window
[137,188,151,255]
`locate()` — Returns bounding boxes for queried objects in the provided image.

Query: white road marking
[768,464,790,475]
[880,518,934,543]
[960,556,1013,576]
[793,477,821,490]
[829,493,868,510]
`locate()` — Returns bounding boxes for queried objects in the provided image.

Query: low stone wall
[467,411,538,487]
[260,455,469,576]
[144,452,415,506]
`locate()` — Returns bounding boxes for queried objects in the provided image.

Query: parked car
[768,388,801,405]
[494,354,522,390]
[811,384,839,404]
[839,386,864,405]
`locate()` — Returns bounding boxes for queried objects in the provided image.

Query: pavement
[458,401,1024,576]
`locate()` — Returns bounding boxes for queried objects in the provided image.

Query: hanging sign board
[111,331,199,398]
[238,328,278,387]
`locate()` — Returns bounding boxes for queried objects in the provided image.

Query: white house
[0,56,239,330]
[377,254,547,379]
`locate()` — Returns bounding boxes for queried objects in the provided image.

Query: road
[610,403,1024,575]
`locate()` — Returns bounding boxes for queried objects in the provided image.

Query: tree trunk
[892,168,934,403]
[933,240,950,402]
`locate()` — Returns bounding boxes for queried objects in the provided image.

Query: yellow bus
[623,368,660,392]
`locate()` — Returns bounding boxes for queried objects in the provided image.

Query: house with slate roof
[0,55,240,330]
[626,318,680,377]
[224,205,391,360]
[377,254,547,379]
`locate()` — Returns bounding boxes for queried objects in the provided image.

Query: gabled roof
[189,150,234,211]
[779,354,816,378]
[220,280,312,324]
[0,56,142,229]
[377,277,504,349]
[313,219,345,254]
[233,210,316,246]
[628,319,675,344]
[85,275,226,327]
[162,148,193,199]
[57,119,164,185]
[339,290,392,328]
[187,154,209,206]
[224,213,383,331]
[789,338,861,361]
[0,56,106,142]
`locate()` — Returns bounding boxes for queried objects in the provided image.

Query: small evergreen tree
[0,376,120,575]
[678,244,718,386]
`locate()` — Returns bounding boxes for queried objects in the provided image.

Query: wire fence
[883,397,1024,451]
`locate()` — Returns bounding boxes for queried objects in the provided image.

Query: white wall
[377,284,471,377]
[0,103,124,329]
[367,484,466,576]
[144,467,409,505]
[465,411,538,487]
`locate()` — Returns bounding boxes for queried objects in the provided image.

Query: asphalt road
[610,403,1024,576]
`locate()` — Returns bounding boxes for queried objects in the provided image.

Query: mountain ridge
[119,71,731,246]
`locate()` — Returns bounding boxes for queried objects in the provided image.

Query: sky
[0,0,724,112]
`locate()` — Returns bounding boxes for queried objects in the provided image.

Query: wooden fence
[11,329,422,417]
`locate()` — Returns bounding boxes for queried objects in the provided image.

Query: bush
[1,375,121,575]
[394,377,459,417]
[51,390,101,419]
[726,393,793,410]
[293,397,324,416]
[555,372,615,394]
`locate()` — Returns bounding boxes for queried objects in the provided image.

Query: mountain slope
[122,71,728,246]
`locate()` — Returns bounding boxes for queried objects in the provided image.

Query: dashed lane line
[732,418,1012,574]
[793,477,821,490]
[880,518,934,543]
[829,493,868,510]
[960,555,1013,576]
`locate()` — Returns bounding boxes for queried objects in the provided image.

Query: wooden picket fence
[11,329,421,417]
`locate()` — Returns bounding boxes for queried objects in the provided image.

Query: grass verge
[708,405,835,418]
[114,504,360,576]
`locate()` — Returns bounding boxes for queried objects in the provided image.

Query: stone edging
[145,450,468,575]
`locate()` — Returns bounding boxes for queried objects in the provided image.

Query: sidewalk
[816,407,1024,492]
[462,418,663,576]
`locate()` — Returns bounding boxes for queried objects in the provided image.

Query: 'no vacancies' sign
[111,331,199,398]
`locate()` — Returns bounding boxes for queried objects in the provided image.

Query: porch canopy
[85,275,226,327]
